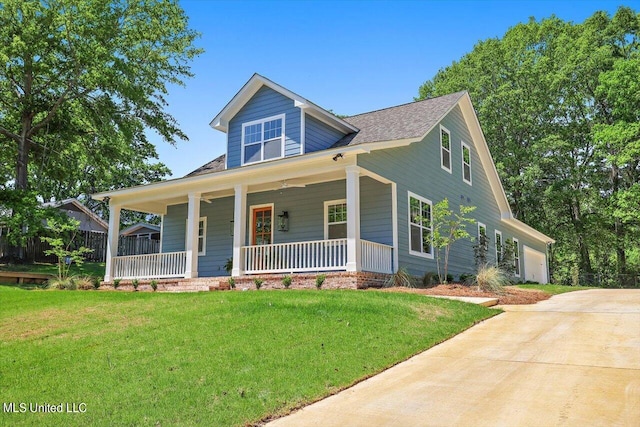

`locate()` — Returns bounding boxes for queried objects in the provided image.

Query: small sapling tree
[41,217,93,280]
[431,199,476,284]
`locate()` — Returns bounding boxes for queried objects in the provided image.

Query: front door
[252,207,272,245]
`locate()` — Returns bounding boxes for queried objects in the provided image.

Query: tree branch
[0,126,21,143]
[27,91,70,137]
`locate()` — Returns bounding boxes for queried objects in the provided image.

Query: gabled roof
[42,198,108,231]
[335,91,466,147]
[120,223,161,236]
[210,73,358,135]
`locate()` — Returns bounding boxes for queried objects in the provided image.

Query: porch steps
[162,279,230,293]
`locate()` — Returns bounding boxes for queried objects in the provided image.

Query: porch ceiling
[118,169,351,215]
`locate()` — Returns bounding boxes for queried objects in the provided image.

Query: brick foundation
[229,271,392,290]
[99,271,392,292]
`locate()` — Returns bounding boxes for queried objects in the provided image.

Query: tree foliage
[0,0,201,230]
[418,7,640,282]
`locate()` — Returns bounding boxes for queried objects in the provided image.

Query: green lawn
[516,284,597,295]
[0,262,105,279]
[0,286,496,426]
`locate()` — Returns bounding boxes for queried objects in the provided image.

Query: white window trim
[477,222,486,236]
[495,230,503,263]
[249,203,274,245]
[185,217,207,256]
[408,192,433,259]
[440,125,452,174]
[461,141,472,185]
[241,114,285,166]
[324,199,347,240]
[513,237,521,277]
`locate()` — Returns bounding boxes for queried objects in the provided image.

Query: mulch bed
[378,284,551,305]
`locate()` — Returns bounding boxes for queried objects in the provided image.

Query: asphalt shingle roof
[334,91,467,147]
[186,91,467,177]
[187,153,226,176]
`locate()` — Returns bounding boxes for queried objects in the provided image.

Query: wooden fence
[0,231,160,263]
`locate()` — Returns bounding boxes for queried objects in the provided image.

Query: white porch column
[345,165,361,272]
[184,192,201,279]
[104,203,121,282]
[391,182,399,272]
[232,184,247,277]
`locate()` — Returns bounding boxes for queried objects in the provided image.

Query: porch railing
[243,239,348,274]
[360,240,393,274]
[112,251,187,279]
[242,239,393,275]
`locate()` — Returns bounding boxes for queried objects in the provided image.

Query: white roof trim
[209,73,358,134]
[455,93,554,244]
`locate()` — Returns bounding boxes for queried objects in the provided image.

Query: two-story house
[93,74,553,288]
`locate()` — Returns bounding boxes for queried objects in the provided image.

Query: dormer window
[242,114,285,165]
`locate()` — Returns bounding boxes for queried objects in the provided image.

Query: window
[478,222,487,239]
[409,193,433,258]
[462,141,472,185]
[325,200,347,239]
[495,230,503,263]
[513,238,520,277]
[440,126,451,173]
[242,114,285,165]
[185,217,206,256]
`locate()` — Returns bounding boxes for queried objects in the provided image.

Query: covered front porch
[111,238,393,279]
[96,154,398,282]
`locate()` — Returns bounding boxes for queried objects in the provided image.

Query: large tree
[0,0,201,196]
[417,7,640,282]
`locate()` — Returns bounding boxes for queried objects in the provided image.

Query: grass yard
[0,286,496,426]
[516,284,597,295]
[0,262,105,279]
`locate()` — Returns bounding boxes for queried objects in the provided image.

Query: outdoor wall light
[277,211,289,232]
[229,220,234,236]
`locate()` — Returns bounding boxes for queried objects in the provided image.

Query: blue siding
[227,86,301,168]
[305,115,346,153]
[360,177,393,246]
[162,198,235,277]
[357,105,547,280]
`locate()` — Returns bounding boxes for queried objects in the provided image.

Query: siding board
[358,105,547,280]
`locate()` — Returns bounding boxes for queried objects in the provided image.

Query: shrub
[47,277,71,290]
[113,278,121,289]
[150,280,158,292]
[446,274,454,284]
[91,276,101,290]
[315,274,326,290]
[421,271,438,288]
[228,277,236,289]
[224,258,233,274]
[473,265,509,294]
[385,267,415,288]
[282,275,292,289]
[459,273,475,285]
[75,276,95,290]
[132,279,139,291]
[254,278,263,290]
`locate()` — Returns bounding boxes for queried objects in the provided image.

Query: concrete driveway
[267,289,640,426]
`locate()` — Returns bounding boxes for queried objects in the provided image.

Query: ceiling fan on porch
[279,180,306,189]
[261,179,307,191]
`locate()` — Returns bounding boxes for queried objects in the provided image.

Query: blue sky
[153,0,640,178]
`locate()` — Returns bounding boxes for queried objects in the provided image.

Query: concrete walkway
[267,289,640,426]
